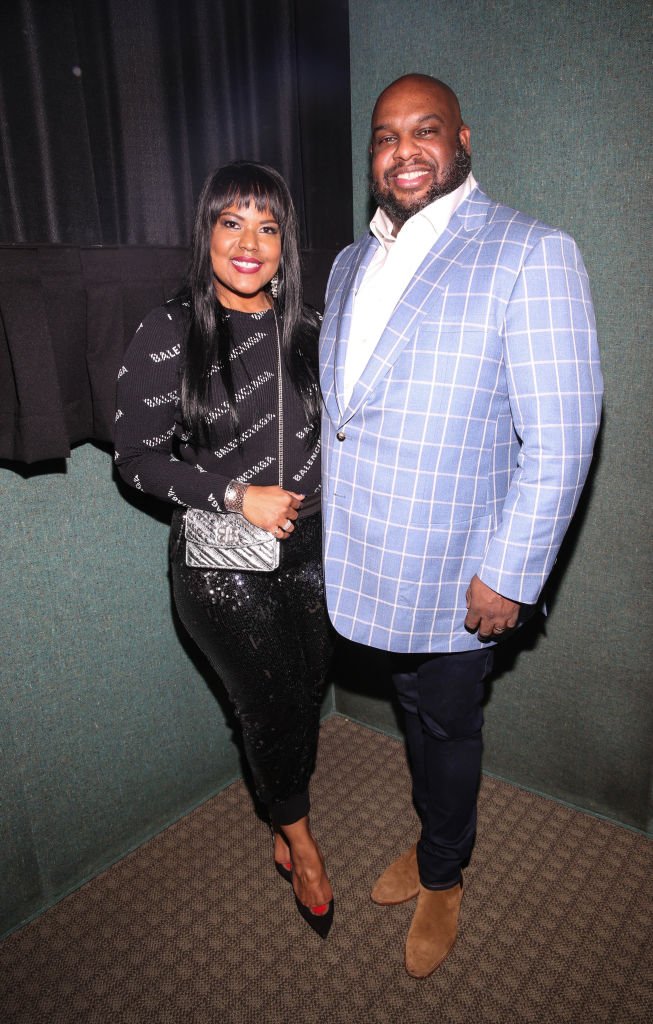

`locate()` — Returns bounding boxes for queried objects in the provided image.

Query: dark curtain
[0,0,352,462]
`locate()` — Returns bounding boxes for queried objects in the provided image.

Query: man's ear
[458,125,471,154]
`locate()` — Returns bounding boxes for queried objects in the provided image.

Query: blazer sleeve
[477,231,603,604]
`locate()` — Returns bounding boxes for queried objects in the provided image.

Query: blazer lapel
[333,235,379,415]
[343,190,492,418]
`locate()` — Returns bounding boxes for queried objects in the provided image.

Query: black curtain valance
[0,245,338,463]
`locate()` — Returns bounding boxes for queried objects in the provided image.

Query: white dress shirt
[343,173,477,406]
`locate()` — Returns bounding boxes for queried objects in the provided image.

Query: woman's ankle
[272,827,291,863]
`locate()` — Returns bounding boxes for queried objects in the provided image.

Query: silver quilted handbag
[184,308,283,573]
[184,509,279,571]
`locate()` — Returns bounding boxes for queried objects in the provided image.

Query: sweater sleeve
[113,304,231,511]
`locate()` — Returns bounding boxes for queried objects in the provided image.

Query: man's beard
[371,144,472,227]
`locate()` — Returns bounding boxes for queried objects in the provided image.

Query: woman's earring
[270,275,279,299]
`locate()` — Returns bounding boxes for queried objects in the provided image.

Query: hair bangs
[207,163,289,230]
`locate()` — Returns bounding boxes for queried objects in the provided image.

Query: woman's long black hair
[179,161,320,447]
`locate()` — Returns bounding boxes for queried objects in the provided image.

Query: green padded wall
[340,0,652,833]
[0,444,335,936]
[1,0,650,942]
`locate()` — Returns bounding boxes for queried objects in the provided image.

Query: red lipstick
[230,258,264,274]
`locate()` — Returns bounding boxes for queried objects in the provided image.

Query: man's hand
[464,575,520,641]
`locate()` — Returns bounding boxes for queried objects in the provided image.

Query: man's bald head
[371,74,464,130]
[369,74,471,231]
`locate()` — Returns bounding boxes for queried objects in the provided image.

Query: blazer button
[336,431,346,442]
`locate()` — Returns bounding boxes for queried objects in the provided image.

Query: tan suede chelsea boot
[404,882,463,978]
[370,845,420,905]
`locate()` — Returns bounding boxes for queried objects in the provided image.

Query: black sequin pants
[170,510,332,827]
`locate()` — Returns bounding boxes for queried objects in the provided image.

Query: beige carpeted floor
[1,715,652,1023]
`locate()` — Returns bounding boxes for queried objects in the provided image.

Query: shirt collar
[370,172,477,252]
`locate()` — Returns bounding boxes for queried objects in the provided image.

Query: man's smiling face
[370,76,471,232]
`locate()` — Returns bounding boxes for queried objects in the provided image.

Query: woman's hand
[242,485,304,538]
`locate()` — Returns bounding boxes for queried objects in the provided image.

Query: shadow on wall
[0,456,68,478]
[332,635,403,730]
[332,610,547,727]
[538,419,605,617]
[491,417,605,677]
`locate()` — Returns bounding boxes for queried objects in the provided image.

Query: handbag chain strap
[273,306,283,488]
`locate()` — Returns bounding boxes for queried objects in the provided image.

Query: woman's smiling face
[210,200,282,311]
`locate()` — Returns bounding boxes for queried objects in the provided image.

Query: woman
[114,162,333,937]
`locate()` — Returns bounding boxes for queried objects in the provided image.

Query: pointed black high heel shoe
[276,859,334,937]
[274,859,293,885]
[271,826,334,937]
[294,895,334,939]
[278,856,335,937]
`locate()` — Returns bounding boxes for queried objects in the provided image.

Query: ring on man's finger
[283,519,292,531]
[494,626,506,633]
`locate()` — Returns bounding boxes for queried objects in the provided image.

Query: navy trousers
[391,647,494,890]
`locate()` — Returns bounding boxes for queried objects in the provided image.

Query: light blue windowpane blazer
[319,187,603,654]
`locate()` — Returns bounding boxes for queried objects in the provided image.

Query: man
[319,74,602,977]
